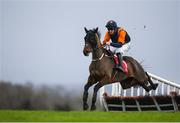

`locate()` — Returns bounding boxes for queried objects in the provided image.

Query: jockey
[103,20,131,72]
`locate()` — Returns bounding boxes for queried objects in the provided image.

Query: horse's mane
[92,28,101,39]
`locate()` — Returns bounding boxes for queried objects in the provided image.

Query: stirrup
[118,66,125,72]
[113,65,124,72]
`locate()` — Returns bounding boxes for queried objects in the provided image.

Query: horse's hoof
[152,83,158,90]
[146,86,151,92]
[83,104,89,110]
[90,105,96,111]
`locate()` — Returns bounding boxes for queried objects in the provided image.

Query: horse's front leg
[90,82,103,111]
[83,76,96,110]
[90,75,111,111]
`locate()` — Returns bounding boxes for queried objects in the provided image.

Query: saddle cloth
[114,55,128,75]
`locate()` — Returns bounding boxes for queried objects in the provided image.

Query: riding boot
[116,53,124,72]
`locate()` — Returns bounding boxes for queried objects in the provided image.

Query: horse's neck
[92,48,104,59]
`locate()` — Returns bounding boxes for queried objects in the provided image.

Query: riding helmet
[105,20,118,29]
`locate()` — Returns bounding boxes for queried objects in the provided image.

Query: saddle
[105,49,128,75]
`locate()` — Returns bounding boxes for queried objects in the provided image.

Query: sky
[0,0,180,90]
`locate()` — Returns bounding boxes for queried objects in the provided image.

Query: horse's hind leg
[132,77,151,92]
[90,82,103,111]
[145,72,158,90]
[139,82,150,92]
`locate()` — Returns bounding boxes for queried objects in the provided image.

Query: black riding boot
[115,53,124,72]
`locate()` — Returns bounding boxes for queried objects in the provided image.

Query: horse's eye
[90,37,94,41]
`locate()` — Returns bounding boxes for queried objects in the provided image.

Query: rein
[92,53,105,62]
[92,33,106,62]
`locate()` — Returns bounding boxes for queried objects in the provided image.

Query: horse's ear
[94,27,98,33]
[84,27,88,33]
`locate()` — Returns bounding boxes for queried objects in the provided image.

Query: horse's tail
[145,72,159,90]
[145,72,151,80]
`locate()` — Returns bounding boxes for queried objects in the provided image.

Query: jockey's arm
[117,30,126,44]
[103,31,110,45]
[110,42,123,48]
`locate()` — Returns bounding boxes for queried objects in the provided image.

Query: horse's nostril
[87,48,91,52]
[83,52,89,56]
[83,49,89,56]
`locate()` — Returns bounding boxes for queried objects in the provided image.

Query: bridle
[85,32,109,62]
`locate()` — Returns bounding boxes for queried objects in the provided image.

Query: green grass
[0,110,180,122]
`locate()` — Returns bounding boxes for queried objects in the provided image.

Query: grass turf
[0,110,179,122]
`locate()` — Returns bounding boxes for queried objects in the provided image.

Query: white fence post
[161,83,165,95]
[131,87,134,96]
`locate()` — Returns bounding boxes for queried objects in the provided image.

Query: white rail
[147,72,180,89]
[100,72,180,99]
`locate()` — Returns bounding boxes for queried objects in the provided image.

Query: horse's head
[83,27,101,56]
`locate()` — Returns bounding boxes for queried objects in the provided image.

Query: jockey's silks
[103,27,130,45]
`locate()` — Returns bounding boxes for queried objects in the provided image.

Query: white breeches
[109,42,131,55]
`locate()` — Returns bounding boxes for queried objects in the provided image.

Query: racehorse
[83,27,158,111]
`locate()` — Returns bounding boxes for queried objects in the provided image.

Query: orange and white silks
[103,27,127,44]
